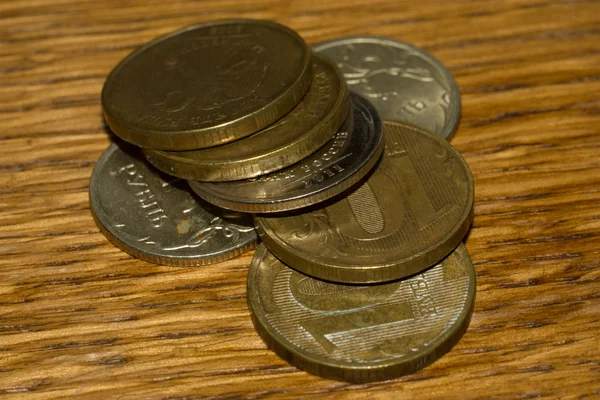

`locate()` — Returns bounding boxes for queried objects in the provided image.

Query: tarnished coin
[143,53,349,181]
[102,19,312,150]
[90,143,258,266]
[255,121,474,283]
[248,243,476,382]
[188,93,383,213]
[314,36,460,140]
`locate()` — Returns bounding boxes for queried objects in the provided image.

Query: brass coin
[102,19,312,150]
[188,93,383,213]
[143,53,349,181]
[255,121,474,283]
[248,243,476,383]
[90,143,258,266]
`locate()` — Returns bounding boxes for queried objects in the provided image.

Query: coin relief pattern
[91,145,256,261]
[253,246,472,364]
[103,20,311,150]
[274,123,471,260]
[131,29,269,129]
[110,161,254,251]
[314,37,460,139]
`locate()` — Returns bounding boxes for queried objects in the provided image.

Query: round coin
[102,19,312,150]
[248,243,476,382]
[255,121,474,283]
[314,36,460,140]
[143,53,349,181]
[90,143,258,266]
[188,93,383,213]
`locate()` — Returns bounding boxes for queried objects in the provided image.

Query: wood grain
[1,0,599,398]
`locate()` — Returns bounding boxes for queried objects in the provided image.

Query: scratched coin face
[255,121,474,283]
[89,143,258,266]
[143,53,349,181]
[188,93,384,213]
[314,36,460,140]
[102,19,311,150]
[248,243,476,382]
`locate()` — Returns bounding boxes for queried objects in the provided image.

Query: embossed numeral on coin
[300,302,413,353]
[346,148,451,234]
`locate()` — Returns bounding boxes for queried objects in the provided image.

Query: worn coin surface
[255,121,474,283]
[314,36,460,140]
[143,53,349,181]
[90,143,258,266]
[102,19,312,150]
[248,243,476,382]
[188,93,383,213]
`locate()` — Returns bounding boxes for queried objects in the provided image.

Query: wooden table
[1,1,599,398]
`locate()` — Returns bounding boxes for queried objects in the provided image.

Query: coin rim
[102,19,312,150]
[187,94,384,213]
[313,35,461,141]
[255,121,474,283]
[247,243,476,382]
[89,143,258,266]
[141,53,350,181]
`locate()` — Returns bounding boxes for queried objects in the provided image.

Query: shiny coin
[255,121,474,283]
[143,53,349,181]
[90,143,258,266]
[314,36,460,140]
[248,243,476,382]
[102,19,312,150]
[188,93,383,213]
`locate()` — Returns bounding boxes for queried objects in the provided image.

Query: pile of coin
[91,19,475,383]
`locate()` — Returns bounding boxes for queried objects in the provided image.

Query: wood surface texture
[1,0,599,398]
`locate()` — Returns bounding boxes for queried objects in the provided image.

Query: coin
[248,243,475,382]
[90,143,258,266]
[314,36,460,140]
[188,93,383,213]
[255,121,474,283]
[143,53,349,181]
[102,19,312,150]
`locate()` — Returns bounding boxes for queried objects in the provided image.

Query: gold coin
[143,53,349,181]
[102,19,312,150]
[248,243,476,382]
[255,121,474,283]
[187,93,384,213]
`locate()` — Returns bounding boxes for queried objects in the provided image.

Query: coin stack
[91,20,475,383]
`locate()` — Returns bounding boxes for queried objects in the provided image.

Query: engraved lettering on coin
[90,144,257,266]
[314,36,461,140]
[247,244,476,381]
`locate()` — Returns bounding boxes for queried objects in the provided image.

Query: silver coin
[314,36,460,140]
[187,93,384,213]
[90,143,258,266]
